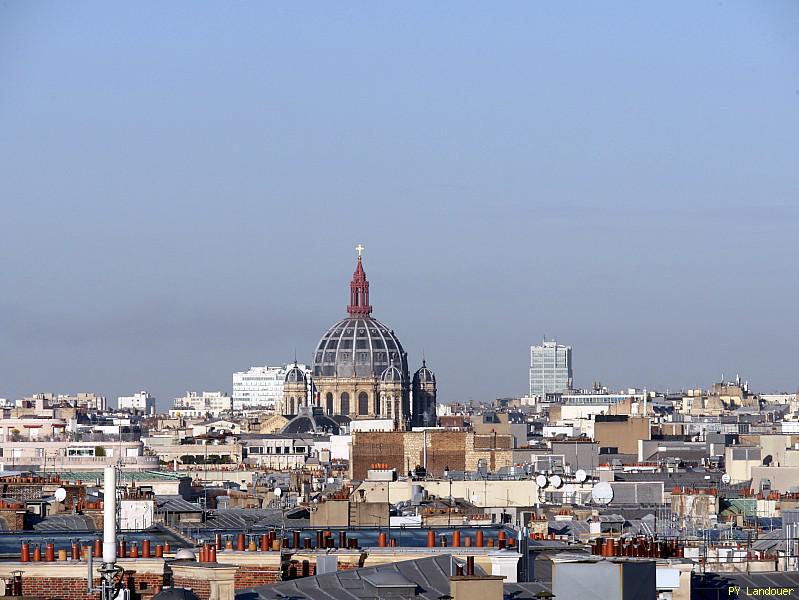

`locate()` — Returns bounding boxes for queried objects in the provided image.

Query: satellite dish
[562,484,575,495]
[721,473,731,485]
[591,482,614,505]
[550,475,563,489]
[471,493,479,504]
[575,469,587,483]
[273,487,282,497]
[535,474,548,488]
[54,488,67,502]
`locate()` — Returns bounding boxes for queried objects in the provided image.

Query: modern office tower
[117,390,156,415]
[232,364,310,411]
[529,339,573,396]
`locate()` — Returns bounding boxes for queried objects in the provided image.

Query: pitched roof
[33,514,97,531]
[156,496,203,513]
[692,572,799,600]
[238,554,475,600]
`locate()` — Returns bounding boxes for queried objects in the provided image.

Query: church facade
[283,247,436,431]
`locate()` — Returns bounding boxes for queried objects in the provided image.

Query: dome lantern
[347,244,372,316]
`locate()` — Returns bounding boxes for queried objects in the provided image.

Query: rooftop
[39,470,187,482]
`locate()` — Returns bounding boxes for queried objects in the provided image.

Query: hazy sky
[1,2,798,408]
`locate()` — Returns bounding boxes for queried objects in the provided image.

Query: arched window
[289,397,295,415]
[326,392,334,415]
[374,395,380,415]
[340,392,350,415]
[358,392,369,415]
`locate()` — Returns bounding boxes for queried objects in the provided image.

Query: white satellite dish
[591,482,614,505]
[562,484,576,495]
[575,469,587,483]
[721,473,731,485]
[470,493,479,504]
[550,475,563,489]
[273,487,282,497]
[535,474,549,488]
[54,488,67,502]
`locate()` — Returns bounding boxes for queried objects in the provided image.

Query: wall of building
[354,478,541,508]
[351,431,515,480]
[594,416,650,454]
[725,446,762,483]
[750,466,799,493]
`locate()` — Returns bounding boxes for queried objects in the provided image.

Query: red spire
[347,245,372,316]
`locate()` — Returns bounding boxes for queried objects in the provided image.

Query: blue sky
[1,2,798,407]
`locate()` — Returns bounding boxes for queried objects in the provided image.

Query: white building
[118,391,156,415]
[232,364,310,412]
[171,391,232,418]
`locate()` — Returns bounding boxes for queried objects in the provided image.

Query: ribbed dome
[285,364,307,384]
[313,316,408,380]
[413,361,436,385]
[282,406,342,434]
[381,365,403,382]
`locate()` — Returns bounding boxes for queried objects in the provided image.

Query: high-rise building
[529,339,572,397]
[232,364,310,412]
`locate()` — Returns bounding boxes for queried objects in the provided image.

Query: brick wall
[172,575,210,600]
[351,431,406,479]
[352,430,518,479]
[473,433,513,450]
[0,507,26,530]
[20,572,165,600]
[233,566,281,589]
[22,576,100,600]
[426,431,467,475]
[122,571,165,599]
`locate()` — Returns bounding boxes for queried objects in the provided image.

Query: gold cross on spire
[355,243,365,258]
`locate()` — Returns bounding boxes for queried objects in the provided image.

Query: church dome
[281,406,342,434]
[313,251,409,382]
[413,361,436,385]
[285,363,307,384]
[381,365,403,383]
[313,316,408,379]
